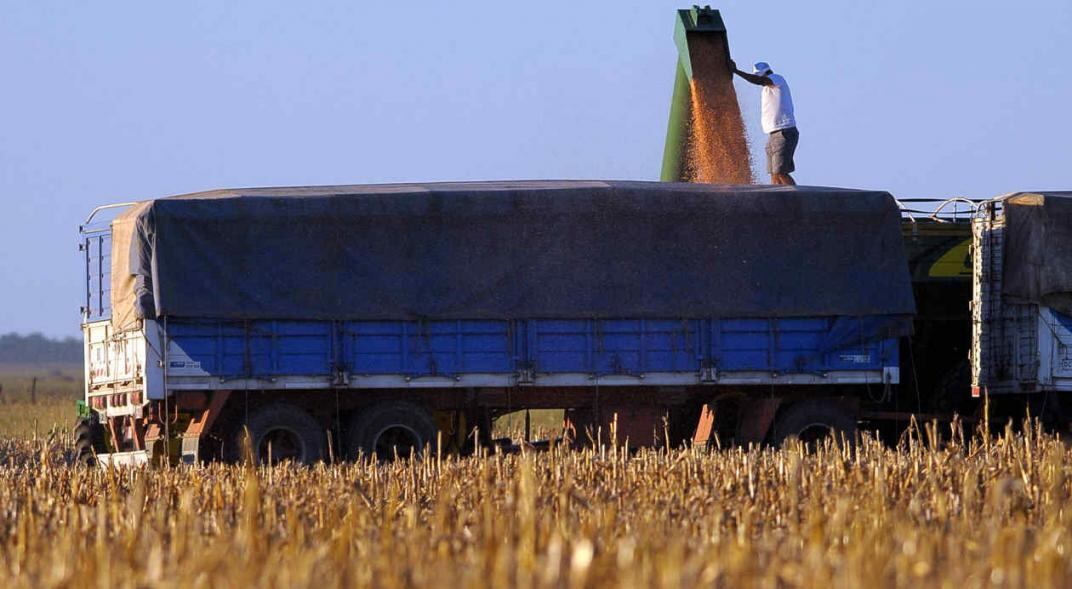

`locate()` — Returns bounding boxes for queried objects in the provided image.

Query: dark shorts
[766,127,799,175]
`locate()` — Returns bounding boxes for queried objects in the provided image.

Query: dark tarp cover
[1002,192,1072,315]
[113,181,915,341]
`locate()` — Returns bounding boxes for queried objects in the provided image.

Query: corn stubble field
[0,364,81,440]
[0,420,1071,588]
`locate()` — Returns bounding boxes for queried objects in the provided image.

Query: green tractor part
[660,6,730,182]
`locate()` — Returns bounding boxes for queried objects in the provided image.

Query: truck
[74,180,920,465]
[971,192,1072,426]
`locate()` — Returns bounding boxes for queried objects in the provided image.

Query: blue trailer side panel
[527,320,702,375]
[711,318,895,374]
[167,320,335,377]
[343,320,514,376]
[166,317,897,383]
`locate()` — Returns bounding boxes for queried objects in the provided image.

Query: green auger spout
[660,6,730,182]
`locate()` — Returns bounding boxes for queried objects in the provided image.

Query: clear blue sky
[1,1,1069,337]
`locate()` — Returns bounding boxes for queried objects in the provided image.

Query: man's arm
[727,59,774,86]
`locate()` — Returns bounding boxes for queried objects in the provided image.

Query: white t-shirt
[760,73,796,134]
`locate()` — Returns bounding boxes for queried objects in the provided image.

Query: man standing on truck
[729,60,799,185]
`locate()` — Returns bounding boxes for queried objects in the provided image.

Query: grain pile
[684,35,754,184]
[3,423,1072,588]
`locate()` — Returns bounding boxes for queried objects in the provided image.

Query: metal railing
[80,202,137,234]
[896,197,984,225]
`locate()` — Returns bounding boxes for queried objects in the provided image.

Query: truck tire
[72,419,105,467]
[346,401,438,461]
[769,399,857,447]
[236,403,326,465]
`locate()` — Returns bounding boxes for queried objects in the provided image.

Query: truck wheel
[770,399,857,447]
[236,403,326,465]
[346,402,438,460]
[72,419,105,467]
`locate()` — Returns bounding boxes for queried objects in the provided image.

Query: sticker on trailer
[839,354,872,364]
[169,360,201,369]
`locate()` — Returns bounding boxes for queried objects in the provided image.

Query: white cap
[752,62,772,75]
